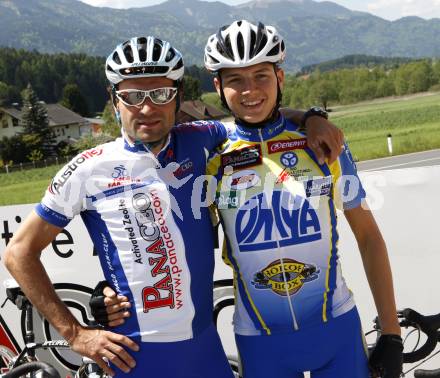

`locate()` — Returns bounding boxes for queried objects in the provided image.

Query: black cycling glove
[369,334,403,378]
[89,280,110,326]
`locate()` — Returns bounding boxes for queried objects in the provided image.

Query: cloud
[367,0,440,20]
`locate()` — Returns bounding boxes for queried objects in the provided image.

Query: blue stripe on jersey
[326,198,339,321]
[88,184,148,203]
[80,210,141,339]
[35,203,70,228]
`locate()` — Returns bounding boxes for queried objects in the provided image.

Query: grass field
[329,91,440,160]
[0,165,62,206]
[1,91,440,205]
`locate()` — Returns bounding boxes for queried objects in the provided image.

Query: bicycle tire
[1,361,60,378]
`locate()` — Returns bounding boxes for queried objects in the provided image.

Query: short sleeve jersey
[207,116,366,336]
[36,121,227,342]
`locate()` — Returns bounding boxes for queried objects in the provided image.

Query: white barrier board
[0,165,439,377]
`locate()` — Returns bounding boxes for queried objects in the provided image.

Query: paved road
[357,149,440,171]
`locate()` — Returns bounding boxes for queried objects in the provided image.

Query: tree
[0,135,28,163]
[101,101,120,138]
[61,83,90,116]
[21,83,55,157]
[183,76,202,100]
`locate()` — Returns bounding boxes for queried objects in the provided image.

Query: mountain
[1,0,440,71]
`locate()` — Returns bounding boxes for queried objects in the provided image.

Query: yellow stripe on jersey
[322,157,343,322]
[222,240,272,335]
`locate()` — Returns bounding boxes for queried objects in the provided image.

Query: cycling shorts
[236,307,369,378]
[113,323,234,378]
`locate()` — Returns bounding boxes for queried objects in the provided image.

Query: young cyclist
[203,20,403,378]
[3,35,343,378]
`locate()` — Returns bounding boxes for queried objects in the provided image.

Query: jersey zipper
[258,129,299,331]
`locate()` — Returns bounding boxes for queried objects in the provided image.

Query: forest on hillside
[1,48,440,115]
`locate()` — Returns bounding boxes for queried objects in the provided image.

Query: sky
[79,0,440,21]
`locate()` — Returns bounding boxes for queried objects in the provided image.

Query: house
[176,100,228,123]
[0,103,90,144]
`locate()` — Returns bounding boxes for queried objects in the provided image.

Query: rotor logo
[235,191,321,252]
[280,152,298,168]
[252,258,319,296]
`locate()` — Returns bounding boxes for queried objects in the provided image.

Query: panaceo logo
[225,170,260,190]
[267,138,307,154]
[251,258,319,296]
[235,191,322,252]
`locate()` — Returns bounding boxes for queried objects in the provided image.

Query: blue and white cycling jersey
[36,121,227,343]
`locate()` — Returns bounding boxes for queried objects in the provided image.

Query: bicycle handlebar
[398,308,440,363]
[1,361,60,378]
[414,368,440,378]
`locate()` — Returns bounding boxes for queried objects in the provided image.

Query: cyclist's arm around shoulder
[344,204,401,336]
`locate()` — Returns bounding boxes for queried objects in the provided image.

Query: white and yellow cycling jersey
[207,116,365,336]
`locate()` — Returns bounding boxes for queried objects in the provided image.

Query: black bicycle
[0,280,108,378]
[213,279,440,378]
[366,308,440,377]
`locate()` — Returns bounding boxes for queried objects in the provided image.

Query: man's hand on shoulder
[279,107,344,165]
[304,115,344,165]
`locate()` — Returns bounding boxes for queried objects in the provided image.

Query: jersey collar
[121,128,172,158]
[235,114,285,142]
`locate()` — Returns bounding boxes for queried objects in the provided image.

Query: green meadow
[1,91,440,205]
[329,92,440,161]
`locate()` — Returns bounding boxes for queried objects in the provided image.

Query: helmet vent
[237,20,243,27]
[224,35,233,58]
[267,43,280,57]
[207,55,219,64]
[165,48,176,62]
[173,57,184,70]
[112,52,121,65]
[255,34,267,56]
[123,45,134,63]
[139,48,147,62]
[237,32,245,60]
[152,43,162,61]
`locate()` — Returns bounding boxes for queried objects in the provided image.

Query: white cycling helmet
[106,36,184,85]
[204,20,286,72]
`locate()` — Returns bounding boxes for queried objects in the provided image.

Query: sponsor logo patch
[280,151,298,168]
[267,138,307,154]
[304,177,332,197]
[251,258,319,296]
[235,190,322,252]
[225,170,260,190]
[221,145,262,169]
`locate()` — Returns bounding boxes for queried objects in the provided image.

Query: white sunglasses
[115,87,178,107]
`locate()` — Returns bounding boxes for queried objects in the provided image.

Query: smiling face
[116,76,177,151]
[214,62,284,124]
